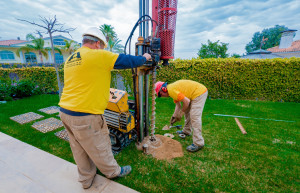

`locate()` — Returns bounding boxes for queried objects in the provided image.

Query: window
[53,38,66,46]
[24,52,37,63]
[0,50,15,60]
[55,53,64,64]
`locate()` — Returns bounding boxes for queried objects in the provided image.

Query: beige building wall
[0,47,22,63]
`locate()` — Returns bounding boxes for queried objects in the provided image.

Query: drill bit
[150,67,157,141]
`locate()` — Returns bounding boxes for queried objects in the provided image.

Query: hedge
[1,58,299,102]
[0,67,63,94]
[111,58,300,102]
[156,58,299,102]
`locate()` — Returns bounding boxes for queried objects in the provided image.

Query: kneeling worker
[155,80,208,152]
[59,27,151,189]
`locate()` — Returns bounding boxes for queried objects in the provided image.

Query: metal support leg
[138,71,145,142]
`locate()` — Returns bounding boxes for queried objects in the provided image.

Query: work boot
[82,174,96,189]
[186,144,203,152]
[118,166,132,177]
[83,183,93,189]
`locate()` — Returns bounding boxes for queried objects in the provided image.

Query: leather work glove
[170,110,184,125]
[170,116,180,125]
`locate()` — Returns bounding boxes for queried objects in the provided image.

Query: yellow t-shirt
[59,46,118,114]
[167,80,207,103]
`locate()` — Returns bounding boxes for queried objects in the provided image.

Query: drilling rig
[105,0,178,154]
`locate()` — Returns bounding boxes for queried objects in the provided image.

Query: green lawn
[0,94,299,192]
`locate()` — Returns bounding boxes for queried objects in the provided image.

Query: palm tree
[99,24,116,43]
[108,38,124,53]
[62,39,80,55]
[16,34,61,63]
[16,34,48,63]
[99,24,124,53]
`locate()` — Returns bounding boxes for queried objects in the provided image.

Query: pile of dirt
[136,134,184,160]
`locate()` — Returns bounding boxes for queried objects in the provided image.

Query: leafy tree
[62,39,80,55]
[231,53,241,58]
[245,25,288,53]
[197,40,229,59]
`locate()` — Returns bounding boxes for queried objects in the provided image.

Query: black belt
[60,107,93,116]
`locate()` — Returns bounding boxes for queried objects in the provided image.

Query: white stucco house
[267,29,300,58]
[241,29,300,59]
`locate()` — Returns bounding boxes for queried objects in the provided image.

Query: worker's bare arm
[181,97,190,113]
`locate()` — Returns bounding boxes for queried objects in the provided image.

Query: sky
[0,0,300,59]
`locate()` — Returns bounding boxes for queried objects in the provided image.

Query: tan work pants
[60,112,121,188]
[183,91,208,146]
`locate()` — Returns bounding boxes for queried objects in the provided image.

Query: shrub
[11,79,35,98]
[32,85,43,95]
[0,79,13,101]
[0,78,43,100]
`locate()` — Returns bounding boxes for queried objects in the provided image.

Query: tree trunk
[39,51,43,63]
[49,31,63,98]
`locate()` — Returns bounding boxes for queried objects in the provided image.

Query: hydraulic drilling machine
[104,0,178,154]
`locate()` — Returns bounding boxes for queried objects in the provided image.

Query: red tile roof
[0,40,27,46]
[267,40,300,53]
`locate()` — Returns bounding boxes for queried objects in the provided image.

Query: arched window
[55,53,64,64]
[0,50,15,60]
[24,52,37,63]
[53,39,66,46]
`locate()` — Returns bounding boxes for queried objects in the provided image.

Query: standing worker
[155,80,208,152]
[59,27,151,189]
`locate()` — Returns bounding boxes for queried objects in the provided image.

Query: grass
[0,94,299,192]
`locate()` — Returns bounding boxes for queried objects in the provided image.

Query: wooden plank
[234,118,247,135]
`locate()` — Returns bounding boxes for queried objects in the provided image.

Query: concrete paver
[55,129,70,141]
[0,132,139,193]
[9,112,44,124]
[31,117,63,133]
[38,106,60,114]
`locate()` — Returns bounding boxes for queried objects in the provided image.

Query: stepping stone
[38,106,60,115]
[55,129,69,141]
[10,112,44,124]
[32,118,63,133]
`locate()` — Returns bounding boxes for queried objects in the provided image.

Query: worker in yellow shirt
[155,80,208,152]
[59,27,151,189]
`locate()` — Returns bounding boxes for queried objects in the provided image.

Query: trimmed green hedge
[1,57,299,102]
[113,58,300,102]
[0,67,63,94]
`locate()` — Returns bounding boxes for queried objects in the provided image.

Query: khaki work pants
[60,112,121,188]
[183,91,208,147]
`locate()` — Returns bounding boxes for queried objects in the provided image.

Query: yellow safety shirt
[167,80,207,103]
[59,46,118,114]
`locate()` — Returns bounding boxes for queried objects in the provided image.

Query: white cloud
[1,0,300,59]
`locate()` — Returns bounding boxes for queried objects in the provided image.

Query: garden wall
[1,58,299,102]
